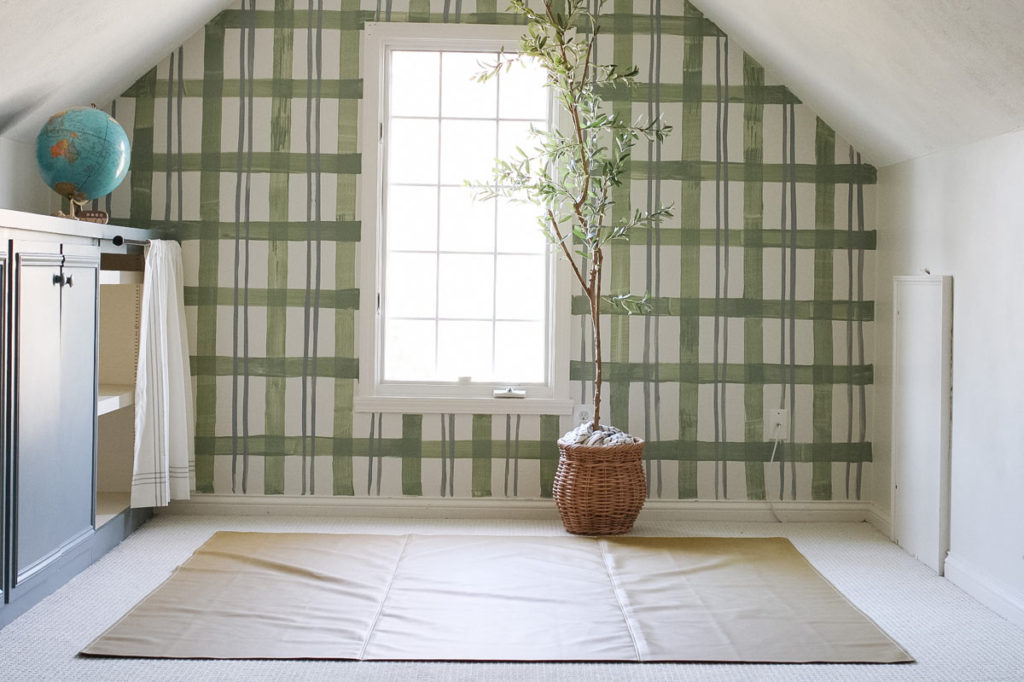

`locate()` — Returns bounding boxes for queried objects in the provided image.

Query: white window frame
[356,22,571,416]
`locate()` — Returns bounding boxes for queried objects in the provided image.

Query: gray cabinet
[8,243,98,598]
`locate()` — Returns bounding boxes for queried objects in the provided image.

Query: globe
[35,106,131,203]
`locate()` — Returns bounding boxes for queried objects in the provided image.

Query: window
[357,23,571,414]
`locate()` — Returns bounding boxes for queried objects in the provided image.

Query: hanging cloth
[131,240,195,507]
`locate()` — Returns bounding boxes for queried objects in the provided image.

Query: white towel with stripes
[131,240,195,508]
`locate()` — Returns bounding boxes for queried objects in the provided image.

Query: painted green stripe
[472,414,491,497]
[609,0,634,431]
[401,414,423,495]
[333,0,361,496]
[570,360,873,385]
[129,67,156,226]
[812,118,836,500]
[596,83,799,105]
[194,17,226,494]
[633,161,876,184]
[678,0,703,500]
[409,0,431,22]
[184,286,358,308]
[137,152,360,174]
[626,227,876,249]
[192,436,869,464]
[209,9,724,36]
[264,0,294,495]
[160,220,361,241]
[574,296,874,320]
[136,78,363,99]
[191,356,357,378]
[742,53,766,501]
[539,414,561,498]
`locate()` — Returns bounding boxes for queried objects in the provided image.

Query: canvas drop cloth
[83,532,911,663]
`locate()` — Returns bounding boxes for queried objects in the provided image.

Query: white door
[891,275,953,574]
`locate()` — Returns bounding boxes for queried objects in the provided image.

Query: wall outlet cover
[573,404,592,426]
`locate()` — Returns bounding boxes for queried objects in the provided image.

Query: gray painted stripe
[855,150,866,499]
[448,413,455,497]
[514,414,520,497]
[778,100,788,501]
[242,0,257,494]
[788,101,798,500]
[504,414,511,496]
[440,414,447,496]
[846,145,854,498]
[164,50,174,224]
[231,2,247,494]
[310,0,324,495]
[712,35,722,500]
[653,0,664,498]
[721,35,730,499]
[643,0,655,492]
[177,46,183,229]
[367,412,376,495]
[376,412,384,496]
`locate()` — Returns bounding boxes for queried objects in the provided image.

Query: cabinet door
[11,250,95,587]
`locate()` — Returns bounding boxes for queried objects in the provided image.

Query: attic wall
[107,0,877,502]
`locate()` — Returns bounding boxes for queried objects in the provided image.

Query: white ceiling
[0,0,232,141]
[3,0,1024,167]
[695,0,1024,167]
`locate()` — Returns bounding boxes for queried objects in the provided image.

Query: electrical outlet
[766,408,789,440]
[573,404,592,426]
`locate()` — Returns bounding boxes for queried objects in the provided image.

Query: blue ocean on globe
[35,106,131,202]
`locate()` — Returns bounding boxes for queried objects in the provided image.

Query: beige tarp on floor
[82,532,912,662]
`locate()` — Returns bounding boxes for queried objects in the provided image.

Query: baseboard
[163,495,878,523]
[865,502,893,539]
[944,553,1024,630]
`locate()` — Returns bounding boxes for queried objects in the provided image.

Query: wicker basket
[552,438,646,535]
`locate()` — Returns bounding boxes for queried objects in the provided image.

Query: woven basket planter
[552,438,646,535]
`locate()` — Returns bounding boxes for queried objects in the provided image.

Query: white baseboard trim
[944,553,1024,630]
[163,495,878,524]
[865,503,893,539]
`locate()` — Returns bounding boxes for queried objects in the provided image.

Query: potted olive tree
[477,0,671,534]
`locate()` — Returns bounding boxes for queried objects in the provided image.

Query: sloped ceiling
[3,0,1024,167]
[0,0,232,141]
[695,0,1024,167]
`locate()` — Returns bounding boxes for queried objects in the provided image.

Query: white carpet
[1,513,1022,681]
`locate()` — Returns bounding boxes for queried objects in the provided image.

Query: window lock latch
[493,387,526,399]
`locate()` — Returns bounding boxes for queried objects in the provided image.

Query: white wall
[876,128,1024,626]
[0,134,53,213]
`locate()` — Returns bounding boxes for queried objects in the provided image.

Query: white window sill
[353,396,574,416]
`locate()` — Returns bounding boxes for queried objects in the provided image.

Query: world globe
[35,106,131,203]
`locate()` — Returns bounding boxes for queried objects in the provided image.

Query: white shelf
[98,384,134,416]
[100,270,144,285]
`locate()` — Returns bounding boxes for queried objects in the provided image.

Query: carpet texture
[82,532,911,663]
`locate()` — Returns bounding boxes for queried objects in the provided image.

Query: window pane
[385,252,437,318]
[440,52,497,119]
[499,57,548,120]
[439,119,497,185]
[437,253,494,319]
[388,118,438,184]
[439,186,494,252]
[390,50,439,117]
[497,120,538,161]
[494,321,544,383]
[384,319,436,381]
[496,198,547,253]
[495,254,546,320]
[387,185,437,252]
[437,320,492,381]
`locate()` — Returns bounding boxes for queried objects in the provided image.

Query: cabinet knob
[65,274,73,288]
[52,273,64,286]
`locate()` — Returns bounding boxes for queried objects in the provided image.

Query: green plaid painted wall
[107,0,876,501]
